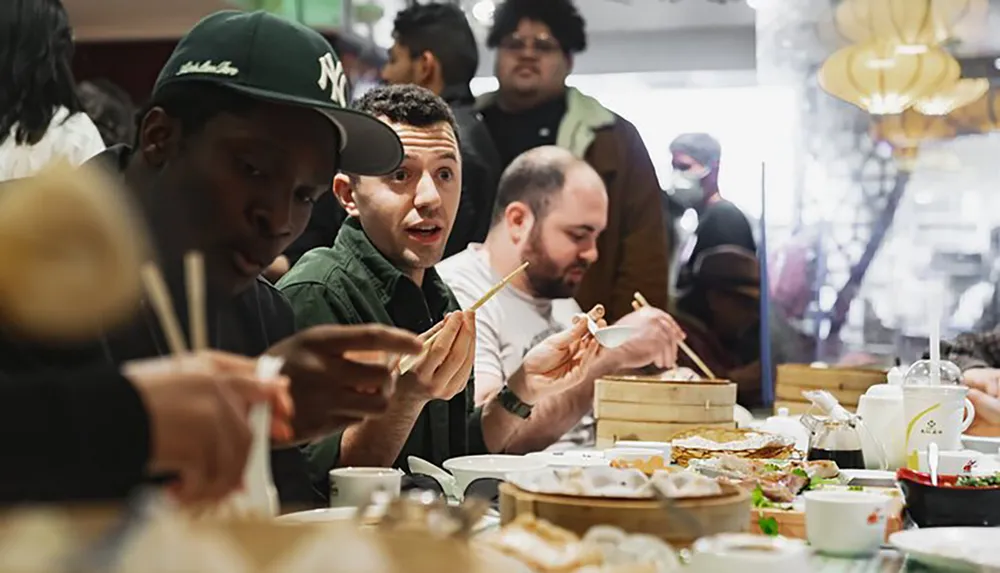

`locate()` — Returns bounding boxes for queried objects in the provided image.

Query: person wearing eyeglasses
[477,0,670,325]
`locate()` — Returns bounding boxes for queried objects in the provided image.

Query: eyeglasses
[499,35,562,55]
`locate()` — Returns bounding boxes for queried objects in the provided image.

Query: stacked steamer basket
[594,375,737,448]
[498,481,750,549]
[774,364,885,415]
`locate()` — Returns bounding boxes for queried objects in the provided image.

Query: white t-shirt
[0,107,106,181]
[438,245,592,447]
[438,244,582,390]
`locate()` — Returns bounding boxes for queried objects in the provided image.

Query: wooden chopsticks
[397,261,529,375]
[139,250,209,356]
[632,291,717,380]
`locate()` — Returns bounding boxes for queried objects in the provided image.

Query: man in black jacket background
[379,2,501,258]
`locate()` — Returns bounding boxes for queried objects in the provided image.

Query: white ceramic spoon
[232,355,285,516]
[407,455,458,499]
[585,314,638,348]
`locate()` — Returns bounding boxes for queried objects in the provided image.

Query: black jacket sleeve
[0,368,150,503]
[284,193,346,266]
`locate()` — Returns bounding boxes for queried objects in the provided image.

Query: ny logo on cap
[318,53,348,107]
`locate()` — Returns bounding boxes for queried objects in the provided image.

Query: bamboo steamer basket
[748,505,903,540]
[594,376,737,448]
[596,419,736,448]
[775,364,885,414]
[670,427,796,467]
[498,482,749,548]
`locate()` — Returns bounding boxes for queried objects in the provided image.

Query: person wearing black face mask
[667,133,757,295]
[674,246,763,408]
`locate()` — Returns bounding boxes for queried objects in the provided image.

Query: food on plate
[478,515,604,573]
[506,467,654,499]
[701,455,842,504]
[670,428,795,466]
[649,367,701,381]
[652,471,723,498]
[609,455,670,475]
[481,516,680,573]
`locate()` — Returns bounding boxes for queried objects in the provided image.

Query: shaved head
[492,146,589,225]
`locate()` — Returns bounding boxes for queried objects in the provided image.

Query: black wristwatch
[497,385,533,419]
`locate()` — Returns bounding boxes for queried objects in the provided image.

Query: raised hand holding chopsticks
[633,291,717,379]
[398,261,528,375]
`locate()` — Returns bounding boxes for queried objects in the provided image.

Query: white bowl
[690,534,809,573]
[525,450,609,468]
[961,434,1000,455]
[442,454,546,495]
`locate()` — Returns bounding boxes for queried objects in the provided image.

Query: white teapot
[856,367,906,469]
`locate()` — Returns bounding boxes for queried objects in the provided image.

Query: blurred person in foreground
[381,2,502,258]
[278,86,605,496]
[477,0,669,323]
[668,133,756,293]
[438,146,685,452]
[674,246,763,407]
[0,11,424,507]
[0,0,105,180]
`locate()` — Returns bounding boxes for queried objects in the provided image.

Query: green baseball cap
[154,10,402,176]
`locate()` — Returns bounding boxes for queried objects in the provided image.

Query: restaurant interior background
[64,0,1000,405]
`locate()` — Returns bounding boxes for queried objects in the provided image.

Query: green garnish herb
[791,468,809,479]
[758,516,779,537]
[955,473,1000,487]
[763,463,781,472]
[848,485,864,492]
[808,476,839,490]
[751,486,774,508]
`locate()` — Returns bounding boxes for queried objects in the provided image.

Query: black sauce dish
[896,468,1000,527]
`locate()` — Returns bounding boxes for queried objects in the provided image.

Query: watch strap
[497,385,533,419]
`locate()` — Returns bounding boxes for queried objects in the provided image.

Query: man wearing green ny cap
[0,11,426,507]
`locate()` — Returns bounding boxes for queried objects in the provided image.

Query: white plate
[524,449,608,467]
[838,469,897,484]
[962,434,1000,455]
[890,528,1000,571]
[277,507,358,523]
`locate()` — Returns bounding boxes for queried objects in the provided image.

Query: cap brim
[220,83,403,176]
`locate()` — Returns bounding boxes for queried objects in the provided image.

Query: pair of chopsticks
[632,291,717,380]
[140,252,208,354]
[397,261,529,375]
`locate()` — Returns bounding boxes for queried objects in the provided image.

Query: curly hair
[353,84,457,135]
[486,0,587,55]
[393,3,479,87]
[0,0,84,146]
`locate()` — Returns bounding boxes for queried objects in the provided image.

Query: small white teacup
[804,490,889,557]
[328,467,403,508]
[917,449,983,475]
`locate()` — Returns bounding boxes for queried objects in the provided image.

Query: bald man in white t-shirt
[438,146,685,452]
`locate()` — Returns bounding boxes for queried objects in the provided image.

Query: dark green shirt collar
[335,217,453,318]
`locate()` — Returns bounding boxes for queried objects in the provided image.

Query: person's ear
[504,202,534,245]
[136,107,180,169]
[415,51,438,88]
[333,173,360,217]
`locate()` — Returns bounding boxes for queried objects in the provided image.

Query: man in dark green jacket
[279,85,605,498]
